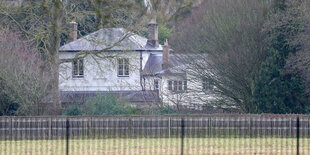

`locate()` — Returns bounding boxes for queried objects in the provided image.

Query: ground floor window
[168,80,187,92]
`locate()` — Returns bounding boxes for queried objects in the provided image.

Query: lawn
[0,138,310,155]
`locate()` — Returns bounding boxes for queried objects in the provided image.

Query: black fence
[0,114,309,154]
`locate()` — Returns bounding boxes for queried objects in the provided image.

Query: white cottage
[59,20,216,109]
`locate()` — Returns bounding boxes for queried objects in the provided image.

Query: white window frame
[118,58,129,77]
[168,80,187,92]
[72,59,84,78]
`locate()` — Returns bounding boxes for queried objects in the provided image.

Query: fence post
[297,117,300,155]
[128,118,132,138]
[66,117,70,155]
[181,118,185,155]
[9,117,12,140]
[168,117,171,138]
[49,118,52,138]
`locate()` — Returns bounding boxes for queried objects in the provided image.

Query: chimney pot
[162,39,170,70]
[146,18,159,48]
[69,21,78,42]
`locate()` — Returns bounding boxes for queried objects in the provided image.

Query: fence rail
[0,114,310,155]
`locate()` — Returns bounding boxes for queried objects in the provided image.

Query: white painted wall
[59,51,157,91]
[155,72,217,109]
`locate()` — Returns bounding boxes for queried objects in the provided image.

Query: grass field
[1,138,310,155]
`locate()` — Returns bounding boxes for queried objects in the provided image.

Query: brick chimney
[162,39,170,70]
[146,18,159,48]
[69,21,78,42]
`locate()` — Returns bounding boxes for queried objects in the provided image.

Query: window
[154,79,159,90]
[202,78,213,91]
[168,81,173,90]
[183,81,187,90]
[118,58,129,77]
[178,81,183,91]
[168,80,187,92]
[73,59,84,78]
[173,81,177,91]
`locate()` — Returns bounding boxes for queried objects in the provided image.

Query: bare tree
[0,0,149,114]
[0,30,52,115]
[171,0,273,112]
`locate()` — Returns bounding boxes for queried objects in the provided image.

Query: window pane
[202,78,207,90]
[73,60,78,76]
[178,81,183,91]
[119,70,123,76]
[125,63,129,76]
[168,81,172,90]
[79,59,84,75]
[183,81,187,90]
[118,59,123,65]
[173,81,177,91]
[118,58,123,76]
[124,58,129,65]
[154,80,159,90]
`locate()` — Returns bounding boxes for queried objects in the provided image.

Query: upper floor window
[202,78,213,91]
[118,58,129,77]
[73,59,84,78]
[168,80,187,92]
[154,79,159,90]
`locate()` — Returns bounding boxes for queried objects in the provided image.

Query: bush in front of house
[63,94,141,116]
[62,102,83,116]
[150,106,176,115]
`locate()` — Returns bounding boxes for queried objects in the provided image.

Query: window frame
[202,78,213,91]
[168,80,187,92]
[168,81,173,90]
[154,79,159,90]
[117,58,129,77]
[72,59,84,78]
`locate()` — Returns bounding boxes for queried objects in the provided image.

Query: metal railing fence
[0,114,309,155]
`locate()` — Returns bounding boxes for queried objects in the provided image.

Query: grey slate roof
[60,90,160,103]
[59,28,163,51]
[142,54,185,75]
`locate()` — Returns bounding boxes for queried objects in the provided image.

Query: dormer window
[72,59,84,78]
[118,58,129,77]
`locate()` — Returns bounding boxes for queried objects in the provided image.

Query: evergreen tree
[252,0,309,114]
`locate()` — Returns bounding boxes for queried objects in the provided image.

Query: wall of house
[157,73,217,109]
[59,51,157,91]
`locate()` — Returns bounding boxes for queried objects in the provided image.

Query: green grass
[0,138,310,155]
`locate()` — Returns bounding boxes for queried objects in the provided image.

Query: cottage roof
[59,28,163,51]
[142,54,185,76]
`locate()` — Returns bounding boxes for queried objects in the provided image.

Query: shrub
[83,94,140,115]
[62,102,83,116]
[151,106,176,115]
